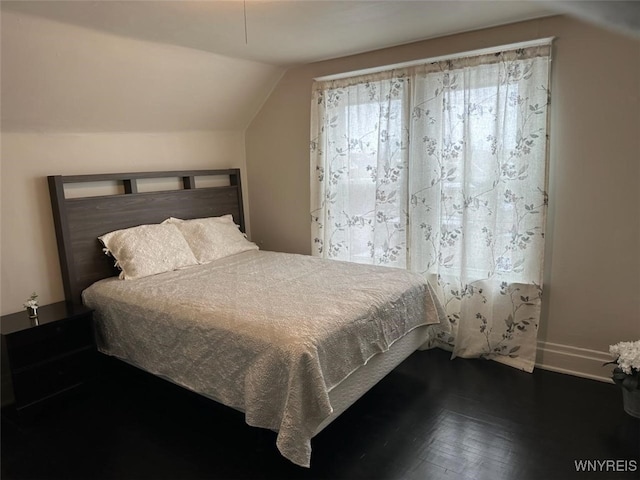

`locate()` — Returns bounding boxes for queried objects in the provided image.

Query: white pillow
[99,223,198,280]
[164,216,258,264]
[164,214,235,227]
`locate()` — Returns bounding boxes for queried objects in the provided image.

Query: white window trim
[314,37,555,82]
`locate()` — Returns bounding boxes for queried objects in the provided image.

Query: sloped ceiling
[2,1,637,133]
[1,10,285,132]
[1,1,556,66]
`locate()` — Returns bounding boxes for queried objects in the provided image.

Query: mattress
[83,250,444,467]
[318,323,431,434]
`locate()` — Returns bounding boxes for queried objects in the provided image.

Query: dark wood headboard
[48,169,245,304]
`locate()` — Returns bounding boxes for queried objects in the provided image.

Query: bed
[47,169,446,467]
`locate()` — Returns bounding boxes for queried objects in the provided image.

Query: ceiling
[2,1,637,133]
[1,0,561,67]
[2,1,638,68]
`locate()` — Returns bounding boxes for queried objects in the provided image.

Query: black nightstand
[1,301,96,412]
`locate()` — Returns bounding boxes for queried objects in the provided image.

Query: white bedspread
[83,250,443,467]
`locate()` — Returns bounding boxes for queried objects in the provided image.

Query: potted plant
[606,340,640,419]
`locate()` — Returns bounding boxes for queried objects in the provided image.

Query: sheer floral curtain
[310,71,411,267]
[311,43,552,371]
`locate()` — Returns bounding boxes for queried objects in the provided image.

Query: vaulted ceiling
[1,1,637,132]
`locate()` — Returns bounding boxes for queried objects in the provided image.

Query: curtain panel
[310,43,552,371]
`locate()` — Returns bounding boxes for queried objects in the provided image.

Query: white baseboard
[535,341,614,384]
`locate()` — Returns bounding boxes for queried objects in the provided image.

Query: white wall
[0,131,247,314]
[246,15,640,380]
[0,11,283,314]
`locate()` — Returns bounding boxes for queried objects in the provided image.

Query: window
[311,41,552,371]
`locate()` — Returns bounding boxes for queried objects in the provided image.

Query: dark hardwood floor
[2,349,639,480]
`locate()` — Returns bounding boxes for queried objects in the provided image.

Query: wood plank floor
[2,349,639,480]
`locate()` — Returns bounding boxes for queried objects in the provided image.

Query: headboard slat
[123,179,138,194]
[182,176,196,190]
